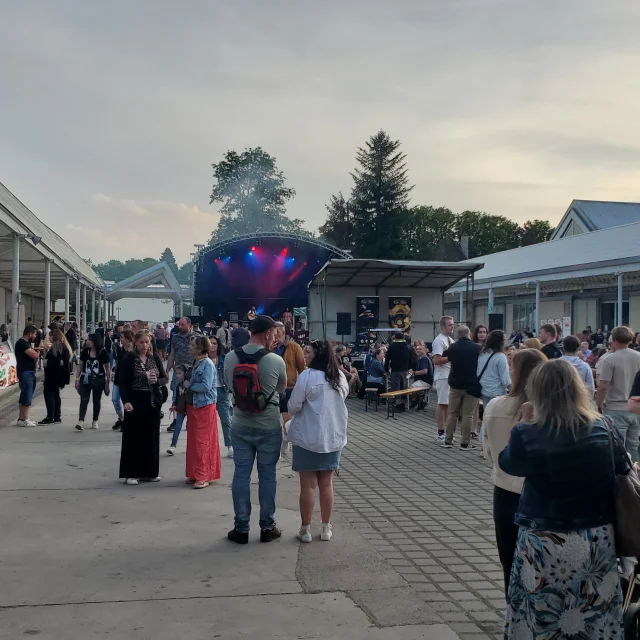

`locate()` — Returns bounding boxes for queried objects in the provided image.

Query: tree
[318,192,355,252]
[520,219,554,246]
[349,130,413,259]
[160,247,180,278]
[403,206,455,259]
[453,210,522,258]
[209,147,301,242]
[176,261,193,286]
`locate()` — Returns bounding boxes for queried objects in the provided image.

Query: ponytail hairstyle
[308,339,343,390]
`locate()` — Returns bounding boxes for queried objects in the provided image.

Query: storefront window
[513,302,535,331]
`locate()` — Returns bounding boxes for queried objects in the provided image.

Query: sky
[2,0,640,265]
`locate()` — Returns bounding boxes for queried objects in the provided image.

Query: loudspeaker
[336,312,352,336]
[489,313,504,331]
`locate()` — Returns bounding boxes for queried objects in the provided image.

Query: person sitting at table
[366,348,387,397]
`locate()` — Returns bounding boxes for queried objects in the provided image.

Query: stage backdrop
[388,296,412,332]
[356,296,379,347]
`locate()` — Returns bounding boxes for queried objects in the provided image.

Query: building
[445,208,640,336]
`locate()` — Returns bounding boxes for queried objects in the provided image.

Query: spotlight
[304,262,307,266]
[251,246,256,251]
[249,251,253,256]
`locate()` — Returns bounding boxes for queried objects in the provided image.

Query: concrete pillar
[458,292,463,324]
[103,291,107,324]
[65,275,70,322]
[534,281,541,336]
[75,280,81,345]
[179,299,184,318]
[91,288,96,330]
[82,285,87,339]
[617,273,623,327]
[488,284,494,315]
[11,234,20,342]
[44,258,51,331]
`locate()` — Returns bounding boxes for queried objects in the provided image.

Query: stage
[193,232,350,322]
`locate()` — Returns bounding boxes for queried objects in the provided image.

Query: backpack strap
[234,348,269,364]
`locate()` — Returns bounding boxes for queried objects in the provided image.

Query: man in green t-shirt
[224,315,287,544]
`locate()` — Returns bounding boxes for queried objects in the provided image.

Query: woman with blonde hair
[118,330,167,485]
[38,329,72,425]
[184,335,220,489]
[523,337,542,351]
[482,348,546,593]
[499,358,630,638]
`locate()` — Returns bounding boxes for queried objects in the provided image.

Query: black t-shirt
[630,370,640,398]
[589,333,605,350]
[541,342,563,360]
[66,328,78,351]
[16,338,36,374]
[80,348,110,378]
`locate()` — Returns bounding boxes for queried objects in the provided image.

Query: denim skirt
[291,445,341,472]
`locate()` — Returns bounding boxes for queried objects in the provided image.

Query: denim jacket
[189,357,217,408]
[499,419,629,531]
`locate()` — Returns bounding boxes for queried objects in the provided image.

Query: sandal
[193,481,210,489]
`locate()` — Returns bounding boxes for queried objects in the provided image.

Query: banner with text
[388,296,412,332]
[356,296,380,347]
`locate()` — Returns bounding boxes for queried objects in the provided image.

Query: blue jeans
[170,412,186,447]
[607,410,640,463]
[18,371,36,406]
[112,384,123,419]
[217,387,232,447]
[231,426,282,533]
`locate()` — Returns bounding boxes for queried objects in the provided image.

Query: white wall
[630,295,640,332]
[308,286,443,343]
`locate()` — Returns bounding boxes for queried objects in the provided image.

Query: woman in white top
[482,348,547,595]
[287,340,349,543]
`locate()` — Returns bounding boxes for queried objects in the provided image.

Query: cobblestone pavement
[334,395,505,640]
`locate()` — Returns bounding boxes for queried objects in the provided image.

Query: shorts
[279,388,293,413]
[434,379,450,405]
[18,370,37,407]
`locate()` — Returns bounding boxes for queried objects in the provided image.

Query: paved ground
[0,383,504,640]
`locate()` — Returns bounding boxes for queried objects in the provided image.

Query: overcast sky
[2,0,639,264]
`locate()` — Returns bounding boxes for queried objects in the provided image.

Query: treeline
[90,248,192,284]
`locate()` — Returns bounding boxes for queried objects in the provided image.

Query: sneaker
[460,443,478,451]
[436,432,446,441]
[112,419,123,430]
[18,419,36,427]
[228,528,249,545]
[167,420,176,433]
[320,523,333,541]
[91,420,99,430]
[166,446,176,456]
[149,476,161,482]
[227,446,234,459]
[75,420,84,431]
[37,417,54,425]
[260,526,282,543]
[126,478,138,485]
[470,431,479,439]
[297,528,313,543]
[53,418,62,424]
[441,441,453,448]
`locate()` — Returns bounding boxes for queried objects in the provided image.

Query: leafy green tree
[160,247,179,277]
[349,130,413,259]
[318,192,355,252]
[520,219,554,246]
[176,261,193,286]
[209,147,302,242]
[453,210,522,258]
[403,206,455,259]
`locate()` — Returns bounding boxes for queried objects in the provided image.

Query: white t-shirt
[431,333,454,382]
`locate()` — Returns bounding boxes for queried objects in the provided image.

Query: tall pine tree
[349,130,413,259]
[318,192,355,253]
[160,247,179,278]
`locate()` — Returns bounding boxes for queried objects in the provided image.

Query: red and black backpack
[232,348,275,413]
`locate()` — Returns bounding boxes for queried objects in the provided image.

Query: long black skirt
[119,393,161,479]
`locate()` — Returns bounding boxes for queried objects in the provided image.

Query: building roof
[106,261,186,303]
[310,259,483,291]
[551,199,640,239]
[448,220,640,293]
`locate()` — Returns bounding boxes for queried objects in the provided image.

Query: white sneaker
[17,419,36,427]
[166,446,176,456]
[297,528,313,543]
[148,476,161,482]
[91,420,99,430]
[436,432,446,441]
[227,446,234,458]
[320,523,333,541]
[75,420,84,431]
[126,478,138,485]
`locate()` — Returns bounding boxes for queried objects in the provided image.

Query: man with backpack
[224,315,287,544]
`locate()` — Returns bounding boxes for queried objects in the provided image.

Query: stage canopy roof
[309,259,484,291]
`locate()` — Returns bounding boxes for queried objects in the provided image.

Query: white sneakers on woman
[126,478,138,485]
[297,523,333,542]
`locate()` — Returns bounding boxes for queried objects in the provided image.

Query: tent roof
[309,259,483,290]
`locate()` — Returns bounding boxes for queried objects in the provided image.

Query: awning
[309,259,484,291]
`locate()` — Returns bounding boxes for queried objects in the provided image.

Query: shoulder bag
[468,351,495,398]
[605,418,640,556]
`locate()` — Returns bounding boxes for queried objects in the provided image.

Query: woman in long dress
[184,335,220,489]
[119,330,167,486]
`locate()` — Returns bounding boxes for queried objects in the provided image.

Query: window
[513,302,536,331]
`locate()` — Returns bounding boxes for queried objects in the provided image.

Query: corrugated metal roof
[449,220,640,290]
[572,200,640,230]
[0,182,102,287]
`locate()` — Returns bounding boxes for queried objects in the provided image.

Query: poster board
[356,297,379,348]
[0,341,17,391]
[388,296,412,332]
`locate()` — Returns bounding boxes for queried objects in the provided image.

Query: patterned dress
[505,524,624,639]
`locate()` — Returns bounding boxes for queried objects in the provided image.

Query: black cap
[249,315,276,334]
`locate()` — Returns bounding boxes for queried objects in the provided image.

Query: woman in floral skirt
[499,358,631,639]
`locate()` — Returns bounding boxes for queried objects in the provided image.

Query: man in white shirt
[431,315,454,441]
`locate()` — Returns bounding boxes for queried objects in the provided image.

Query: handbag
[604,418,640,556]
[469,352,495,398]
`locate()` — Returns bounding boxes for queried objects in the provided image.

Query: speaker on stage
[336,312,352,336]
[489,313,504,331]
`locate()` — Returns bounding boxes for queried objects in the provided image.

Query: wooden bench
[380,387,430,420]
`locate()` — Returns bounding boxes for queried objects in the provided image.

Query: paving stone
[470,611,503,622]
[459,600,491,612]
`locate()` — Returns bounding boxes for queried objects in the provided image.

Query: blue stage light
[248,251,253,256]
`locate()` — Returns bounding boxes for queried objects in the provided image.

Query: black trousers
[78,384,104,421]
[44,388,61,420]
[493,485,521,596]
